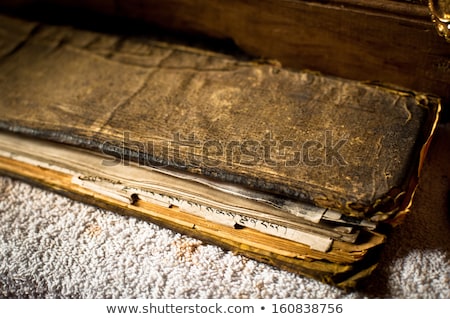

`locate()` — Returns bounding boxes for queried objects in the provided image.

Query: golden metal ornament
[429,0,450,41]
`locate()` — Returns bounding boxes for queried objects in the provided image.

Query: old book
[0,12,440,289]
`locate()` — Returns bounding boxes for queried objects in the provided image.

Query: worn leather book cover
[2,0,449,118]
[0,12,440,289]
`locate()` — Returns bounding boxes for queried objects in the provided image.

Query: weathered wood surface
[0,14,439,221]
[1,0,449,111]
